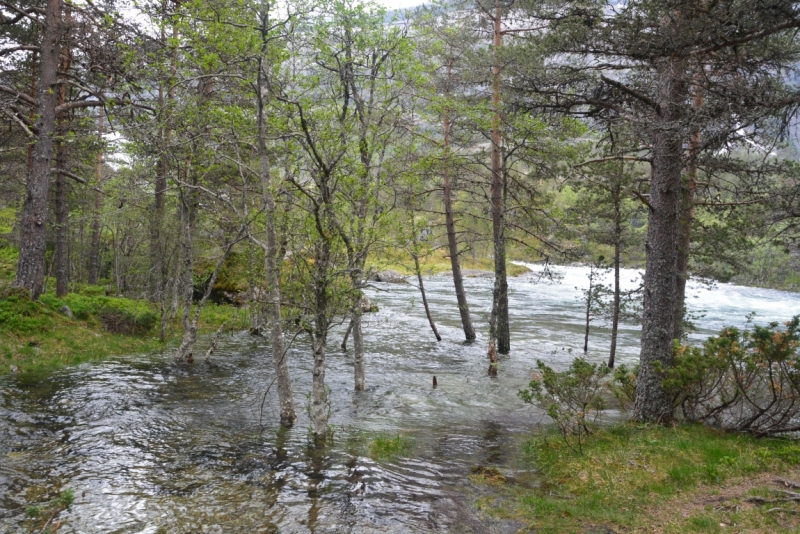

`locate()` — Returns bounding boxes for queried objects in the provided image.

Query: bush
[613,316,800,437]
[519,358,610,453]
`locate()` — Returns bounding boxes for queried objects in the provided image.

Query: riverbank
[368,249,532,277]
[0,284,247,376]
[475,423,800,533]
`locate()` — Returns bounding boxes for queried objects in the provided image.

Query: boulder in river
[360,296,379,313]
[367,270,408,284]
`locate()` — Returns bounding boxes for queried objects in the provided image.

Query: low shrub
[611,316,800,437]
[519,358,610,453]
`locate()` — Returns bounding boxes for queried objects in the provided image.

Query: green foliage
[610,363,638,410]
[25,488,75,533]
[615,316,800,436]
[518,358,610,453]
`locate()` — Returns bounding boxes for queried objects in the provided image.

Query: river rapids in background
[2,264,799,533]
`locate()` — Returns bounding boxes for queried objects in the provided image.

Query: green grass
[368,433,414,460]
[476,423,800,533]
[368,249,531,277]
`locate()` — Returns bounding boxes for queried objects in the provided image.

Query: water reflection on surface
[2,267,799,532]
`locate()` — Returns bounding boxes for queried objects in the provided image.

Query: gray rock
[360,296,379,313]
[59,305,74,319]
[438,269,494,278]
[9,365,19,373]
[367,270,408,284]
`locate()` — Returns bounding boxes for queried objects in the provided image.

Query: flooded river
[2,265,799,532]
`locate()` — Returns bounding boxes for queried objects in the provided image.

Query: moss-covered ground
[0,247,247,377]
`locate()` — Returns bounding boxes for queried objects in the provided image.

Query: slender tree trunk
[257,40,296,424]
[674,88,703,341]
[609,185,622,368]
[311,240,332,441]
[443,104,475,341]
[54,16,71,298]
[633,58,685,423]
[88,108,103,285]
[175,159,196,361]
[414,253,441,341]
[489,1,510,355]
[341,319,353,350]
[351,302,365,390]
[15,0,61,300]
[583,281,592,353]
[150,12,176,300]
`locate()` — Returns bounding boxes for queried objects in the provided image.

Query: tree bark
[351,306,365,390]
[88,108,103,285]
[608,177,622,369]
[414,253,442,341]
[674,88,703,341]
[54,12,71,298]
[310,239,332,441]
[15,0,62,300]
[257,36,296,424]
[633,58,685,423]
[443,104,475,341]
[489,1,510,355]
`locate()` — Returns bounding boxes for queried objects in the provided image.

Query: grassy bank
[475,423,800,533]
[368,248,531,277]
[0,283,248,377]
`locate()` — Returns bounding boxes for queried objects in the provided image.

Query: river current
[1,265,799,533]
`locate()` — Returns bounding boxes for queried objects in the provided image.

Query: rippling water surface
[2,265,799,533]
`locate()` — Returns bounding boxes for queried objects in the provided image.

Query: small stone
[9,365,19,373]
[59,305,74,319]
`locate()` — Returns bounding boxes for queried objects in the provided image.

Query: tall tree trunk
[443,102,475,341]
[88,108,103,285]
[150,11,176,300]
[310,240,332,441]
[674,88,703,341]
[633,58,685,423]
[15,0,62,300]
[608,177,622,368]
[489,1,510,355]
[54,14,71,298]
[256,36,296,424]
[175,158,196,361]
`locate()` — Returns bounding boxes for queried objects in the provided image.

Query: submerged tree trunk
[443,109,476,341]
[257,54,296,424]
[633,59,686,423]
[15,0,61,300]
[414,253,441,342]
[489,1,510,355]
[310,240,332,441]
[351,303,365,390]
